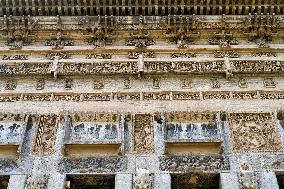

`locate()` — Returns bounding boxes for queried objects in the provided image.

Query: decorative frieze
[164,112,216,123]
[5,80,17,90]
[59,156,127,173]
[86,54,112,59]
[32,114,59,156]
[46,52,71,60]
[128,51,155,59]
[171,52,196,58]
[2,55,28,60]
[214,51,239,58]
[228,113,283,153]
[159,155,229,172]
[133,114,154,154]
[172,92,200,100]
[115,92,141,100]
[263,78,277,88]
[143,92,171,101]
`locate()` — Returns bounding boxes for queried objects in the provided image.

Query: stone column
[220,172,239,189]
[47,172,66,189]
[154,173,171,189]
[7,175,27,189]
[115,173,132,189]
[259,172,279,189]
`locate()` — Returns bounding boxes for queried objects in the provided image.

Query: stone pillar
[220,172,239,189]
[259,172,279,189]
[115,173,132,189]
[154,173,171,189]
[7,175,27,189]
[47,172,66,189]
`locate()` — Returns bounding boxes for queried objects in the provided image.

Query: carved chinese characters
[133,114,154,154]
[33,114,59,156]
[228,113,283,153]
[68,112,120,143]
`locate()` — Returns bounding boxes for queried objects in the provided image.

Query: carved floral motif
[133,114,154,154]
[228,113,283,153]
[33,114,59,156]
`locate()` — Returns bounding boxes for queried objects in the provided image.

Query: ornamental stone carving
[133,114,154,154]
[133,166,153,189]
[228,113,283,153]
[25,175,49,189]
[5,80,17,90]
[263,78,277,88]
[32,114,59,156]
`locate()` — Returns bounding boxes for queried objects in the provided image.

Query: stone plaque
[228,113,283,153]
[33,114,59,156]
[133,114,154,154]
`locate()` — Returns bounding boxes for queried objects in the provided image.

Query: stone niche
[276,174,284,189]
[64,112,122,157]
[0,114,26,158]
[0,175,9,189]
[164,112,223,155]
[66,174,115,189]
[171,173,220,189]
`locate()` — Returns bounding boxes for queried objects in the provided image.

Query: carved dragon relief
[2,15,38,49]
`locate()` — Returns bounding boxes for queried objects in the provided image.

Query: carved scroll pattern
[133,114,154,154]
[228,113,283,153]
[33,114,59,156]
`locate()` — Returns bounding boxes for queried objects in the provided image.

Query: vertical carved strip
[133,114,154,154]
[33,114,59,156]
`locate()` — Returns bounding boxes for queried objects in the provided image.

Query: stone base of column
[154,173,171,189]
[8,175,27,189]
[47,172,66,189]
[115,173,132,189]
[220,172,239,189]
[259,172,279,189]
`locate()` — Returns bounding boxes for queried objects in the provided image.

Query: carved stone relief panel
[36,79,45,90]
[133,114,154,154]
[133,163,153,189]
[5,80,17,90]
[64,79,73,90]
[238,172,259,189]
[93,80,104,90]
[228,113,283,153]
[211,79,221,88]
[180,79,192,89]
[124,78,131,89]
[0,113,25,145]
[152,78,160,89]
[263,78,277,88]
[238,78,248,88]
[32,114,59,156]
[68,112,121,143]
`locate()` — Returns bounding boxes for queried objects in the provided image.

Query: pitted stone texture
[259,172,279,189]
[220,172,239,189]
[47,172,65,189]
[115,173,132,189]
[7,175,27,189]
[154,173,171,189]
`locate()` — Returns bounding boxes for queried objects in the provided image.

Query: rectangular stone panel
[133,114,154,154]
[228,113,283,153]
[32,114,59,156]
[67,112,121,143]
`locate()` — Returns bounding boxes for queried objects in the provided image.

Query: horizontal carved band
[1,90,284,102]
[0,60,283,76]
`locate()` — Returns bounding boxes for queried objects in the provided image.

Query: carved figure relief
[228,113,283,153]
[64,79,73,90]
[211,79,221,88]
[33,114,59,156]
[79,16,115,48]
[153,78,160,89]
[164,15,199,48]
[181,79,192,89]
[5,80,17,90]
[263,78,277,88]
[86,54,112,59]
[133,167,153,189]
[125,16,155,48]
[2,55,28,60]
[238,172,259,189]
[3,15,38,49]
[214,50,239,58]
[133,114,154,154]
[128,51,155,59]
[36,79,45,90]
[93,80,104,90]
[243,13,279,47]
[123,78,131,89]
[238,78,248,88]
[44,16,74,49]
[46,52,71,60]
